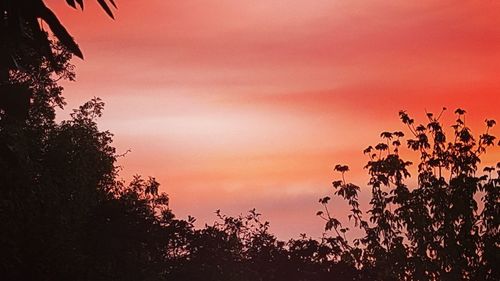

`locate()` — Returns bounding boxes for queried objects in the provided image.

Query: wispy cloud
[50,0,500,238]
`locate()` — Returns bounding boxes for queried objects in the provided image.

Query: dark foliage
[1,0,116,61]
[0,0,115,123]
[320,108,499,280]
[0,38,363,281]
[1,5,497,279]
[2,47,498,280]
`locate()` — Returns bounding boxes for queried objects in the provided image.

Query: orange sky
[47,0,499,239]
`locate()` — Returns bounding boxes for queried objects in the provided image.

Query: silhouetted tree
[320,108,499,280]
[0,0,116,121]
[0,41,175,280]
[0,94,180,280]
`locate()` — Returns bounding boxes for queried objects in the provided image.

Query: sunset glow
[47,0,499,238]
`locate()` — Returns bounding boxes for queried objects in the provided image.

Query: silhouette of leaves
[320,108,499,280]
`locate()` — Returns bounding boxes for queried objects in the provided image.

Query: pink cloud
[47,0,500,238]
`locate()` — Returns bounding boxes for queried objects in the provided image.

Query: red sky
[47,0,499,239]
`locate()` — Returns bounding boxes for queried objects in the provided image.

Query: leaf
[38,3,84,58]
[97,0,115,19]
[459,128,472,143]
[380,131,393,139]
[66,0,77,8]
[416,124,426,132]
[325,220,333,231]
[319,196,330,204]
[108,0,118,8]
[334,164,349,173]
[332,180,342,188]
[481,134,496,146]
[363,146,373,154]
[393,131,404,138]
[76,0,84,9]
[486,119,496,128]
[399,110,414,125]
[483,166,494,173]
[375,143,388,151]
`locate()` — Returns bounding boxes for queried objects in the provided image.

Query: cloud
[50,0,500,239]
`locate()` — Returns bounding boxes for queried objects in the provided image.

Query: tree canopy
[319,108,499,280]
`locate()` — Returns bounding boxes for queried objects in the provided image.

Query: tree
[0,96,116,280]
[0,42,177,280]
[0,91,179,281]
[319,108,499,280]
[0,0,116,121]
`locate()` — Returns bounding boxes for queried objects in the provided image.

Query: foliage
[167,210,361,281]
[1,8,497,278]
[2,53,497,279]
[320,108,499,280]
[0,0,116,123]
[0,0,117,61]
[0,39,363,281]
[0,41,172,280]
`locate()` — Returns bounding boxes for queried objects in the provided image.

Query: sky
[47,0,499,239]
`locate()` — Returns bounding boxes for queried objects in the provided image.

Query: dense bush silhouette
[0,39,169,280]
[319,108,499,280]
